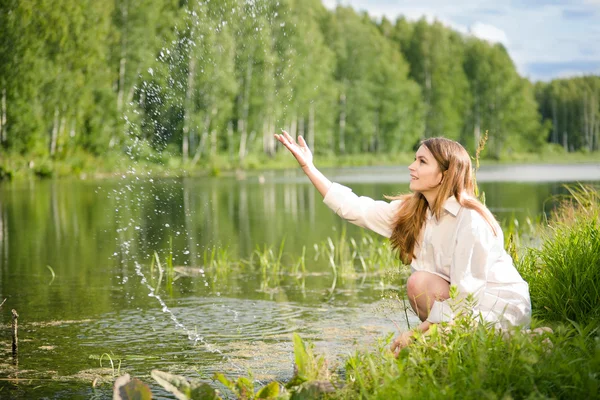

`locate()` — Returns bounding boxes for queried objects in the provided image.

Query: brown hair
[387,137,498,264]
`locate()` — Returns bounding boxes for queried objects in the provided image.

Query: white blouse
[323,182,531,328]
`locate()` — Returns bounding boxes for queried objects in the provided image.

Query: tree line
[0,0,598,168]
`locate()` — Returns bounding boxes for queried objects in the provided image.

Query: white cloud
[320,0,600,80]
[469,22,509,46]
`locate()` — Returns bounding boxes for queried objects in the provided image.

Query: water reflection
[0,173,598,320]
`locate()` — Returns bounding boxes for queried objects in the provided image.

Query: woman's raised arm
[274,130,331,198]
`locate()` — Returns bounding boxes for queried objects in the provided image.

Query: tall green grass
[518,184,600,324]
[338,318,599,400]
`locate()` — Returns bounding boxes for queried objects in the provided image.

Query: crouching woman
[274,132,531,356]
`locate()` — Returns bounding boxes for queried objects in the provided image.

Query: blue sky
[322,0,600,81]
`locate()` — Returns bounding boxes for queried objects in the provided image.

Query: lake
[1,163,599,398]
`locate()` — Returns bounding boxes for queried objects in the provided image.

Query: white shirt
[323,182,531,328]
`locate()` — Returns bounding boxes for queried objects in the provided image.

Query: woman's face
[408,145,443,197]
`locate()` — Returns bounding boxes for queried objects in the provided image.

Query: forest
[0,0,598,174]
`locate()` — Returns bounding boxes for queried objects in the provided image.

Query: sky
[322,0,600,82]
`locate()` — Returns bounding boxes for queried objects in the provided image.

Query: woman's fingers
[298,135,307,148]
[282,130,295,144]
[275,133,294,150]
[390,331,413,358]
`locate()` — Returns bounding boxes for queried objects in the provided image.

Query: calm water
[0,163,599,398]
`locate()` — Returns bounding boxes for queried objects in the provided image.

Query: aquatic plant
[88,352,122,377]
[46,265,56,285]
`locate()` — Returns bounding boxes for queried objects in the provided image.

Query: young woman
[274,131,532,356]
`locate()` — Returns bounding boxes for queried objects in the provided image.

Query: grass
[336,319,599,400]
[518,184,600,324]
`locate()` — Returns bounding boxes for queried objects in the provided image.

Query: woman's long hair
[388,137,498,264]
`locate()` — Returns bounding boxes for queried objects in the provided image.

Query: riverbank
[1,148,598,181]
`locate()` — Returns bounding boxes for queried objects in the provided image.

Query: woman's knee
[406,271,427,297]
[407,271,450,300]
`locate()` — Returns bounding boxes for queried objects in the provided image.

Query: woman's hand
[390,321,433,357]
[390,331,414,357]
[274,130,314,169]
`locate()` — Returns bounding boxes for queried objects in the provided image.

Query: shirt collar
[426,195,462,221]
[443,196,461,216]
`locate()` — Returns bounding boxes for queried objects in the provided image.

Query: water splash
[133,260,244,373]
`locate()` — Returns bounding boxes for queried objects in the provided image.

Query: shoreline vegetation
[1,148,599,181]
[111,184,597,399]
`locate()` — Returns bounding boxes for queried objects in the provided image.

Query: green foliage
[213,372,280,399]
[401,19,470,141]
[536,76,600,152]
[339,317,599,400]
[463,39,546,157]
[285,333,335,398]
[519,184,600,324]
[0,164,13,181]
[3,0,595,176]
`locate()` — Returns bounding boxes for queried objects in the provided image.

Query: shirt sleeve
[323,182,400,238]
[427,214,495,323]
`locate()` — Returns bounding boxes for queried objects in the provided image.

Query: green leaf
[235,376,254,398]
[292,333,311,379]
[285,375,307,390]
[256,382,280,399]
[190,383,221,400]
[213,372,236,392]
[113,374,153,400]
[122,379,153,400]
